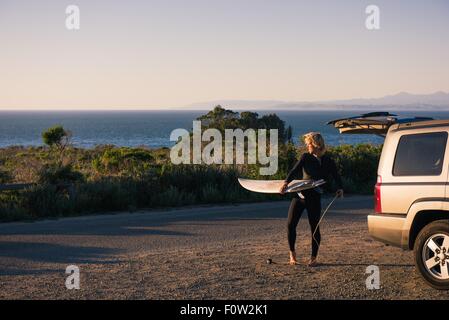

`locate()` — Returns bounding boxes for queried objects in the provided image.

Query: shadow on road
[0,196,368,238]
[0,267,62,276]
[0,224,196,237]
[0,241,121,265]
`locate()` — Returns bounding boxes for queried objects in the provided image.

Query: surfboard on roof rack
[326,112,433,136]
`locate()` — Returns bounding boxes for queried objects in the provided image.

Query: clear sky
[1,0,448,109]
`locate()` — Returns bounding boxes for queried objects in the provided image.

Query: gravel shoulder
[1,196,448,299]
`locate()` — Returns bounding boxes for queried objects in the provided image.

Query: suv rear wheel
[414,220,449,290]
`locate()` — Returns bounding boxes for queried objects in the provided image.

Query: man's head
[303,132,325,156]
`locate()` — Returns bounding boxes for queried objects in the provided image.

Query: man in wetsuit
[280,132,344,266]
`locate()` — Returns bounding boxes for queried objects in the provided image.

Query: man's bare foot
[307,257,318,267]
[289,251,298,265]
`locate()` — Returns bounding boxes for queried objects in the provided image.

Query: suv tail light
[374,175,382,213]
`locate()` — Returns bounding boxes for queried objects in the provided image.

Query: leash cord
[312,193,340,246]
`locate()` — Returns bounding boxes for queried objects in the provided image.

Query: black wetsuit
[284,152,343,257]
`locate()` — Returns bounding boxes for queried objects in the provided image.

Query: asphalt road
[0,195,448,299]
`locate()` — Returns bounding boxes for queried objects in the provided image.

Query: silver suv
[329,112,449,290]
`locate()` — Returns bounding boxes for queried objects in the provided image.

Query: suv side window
[393,131,448,176]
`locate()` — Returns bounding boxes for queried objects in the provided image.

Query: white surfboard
[238,178,326,194]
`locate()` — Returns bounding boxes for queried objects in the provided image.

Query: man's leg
[287,197,305,264]
[306,193,322,259]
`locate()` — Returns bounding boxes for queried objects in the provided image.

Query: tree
[240,111,259,129]
[196,106,290,143]
[258,113,286,143]
[42,125,72,163]
[286,125,293,143]
[197,105,240,131]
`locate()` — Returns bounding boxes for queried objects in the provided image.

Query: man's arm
[280,154,305,194]
[284,154,305,183]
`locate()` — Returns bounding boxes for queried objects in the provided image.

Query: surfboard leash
[312,193,340,247]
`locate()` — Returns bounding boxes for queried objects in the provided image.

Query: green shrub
[0,169,11,183]
[201,184,223,203]
[0,123,384,221]
[93,147,154,176]
[24,185,75,218]
[38,164,84,185]
[0,192,31,222]
[75,178,136,212]
[42,125,69,148]
[153,185,195,207]
[327,144,382,194]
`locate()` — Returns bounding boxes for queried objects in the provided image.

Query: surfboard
[238,178,326,194]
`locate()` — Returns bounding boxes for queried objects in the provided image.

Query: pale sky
[0,0,448,109]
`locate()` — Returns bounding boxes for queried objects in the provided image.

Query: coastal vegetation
[0,106,382,221]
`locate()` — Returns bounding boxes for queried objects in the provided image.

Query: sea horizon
[1,109,449,149]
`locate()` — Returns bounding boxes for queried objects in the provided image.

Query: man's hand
[279,181,289,194]
[336,189,344,198]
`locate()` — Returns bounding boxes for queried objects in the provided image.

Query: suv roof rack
[327,112,434,136]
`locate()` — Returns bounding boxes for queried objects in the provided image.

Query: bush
[38,164,84,185]
[0,192,31,222]
[0,169,11,183]
[153,185,195,207]
[0,134,383,221]
[92,147,154,176]
[75,179,134,212]
[327,144,382,194]
[42,125,70,148]
[24,185,75,218]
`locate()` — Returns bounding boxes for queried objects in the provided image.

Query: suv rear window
[393,132,447,176]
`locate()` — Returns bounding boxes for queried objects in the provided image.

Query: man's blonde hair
[303,132,326,153]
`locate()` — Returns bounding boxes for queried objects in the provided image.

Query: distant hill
[325,91,449,106]
[187,91,449,110]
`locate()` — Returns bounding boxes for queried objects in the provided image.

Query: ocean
[1,110,448,148]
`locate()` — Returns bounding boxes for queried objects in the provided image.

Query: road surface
[0,196,448,299]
